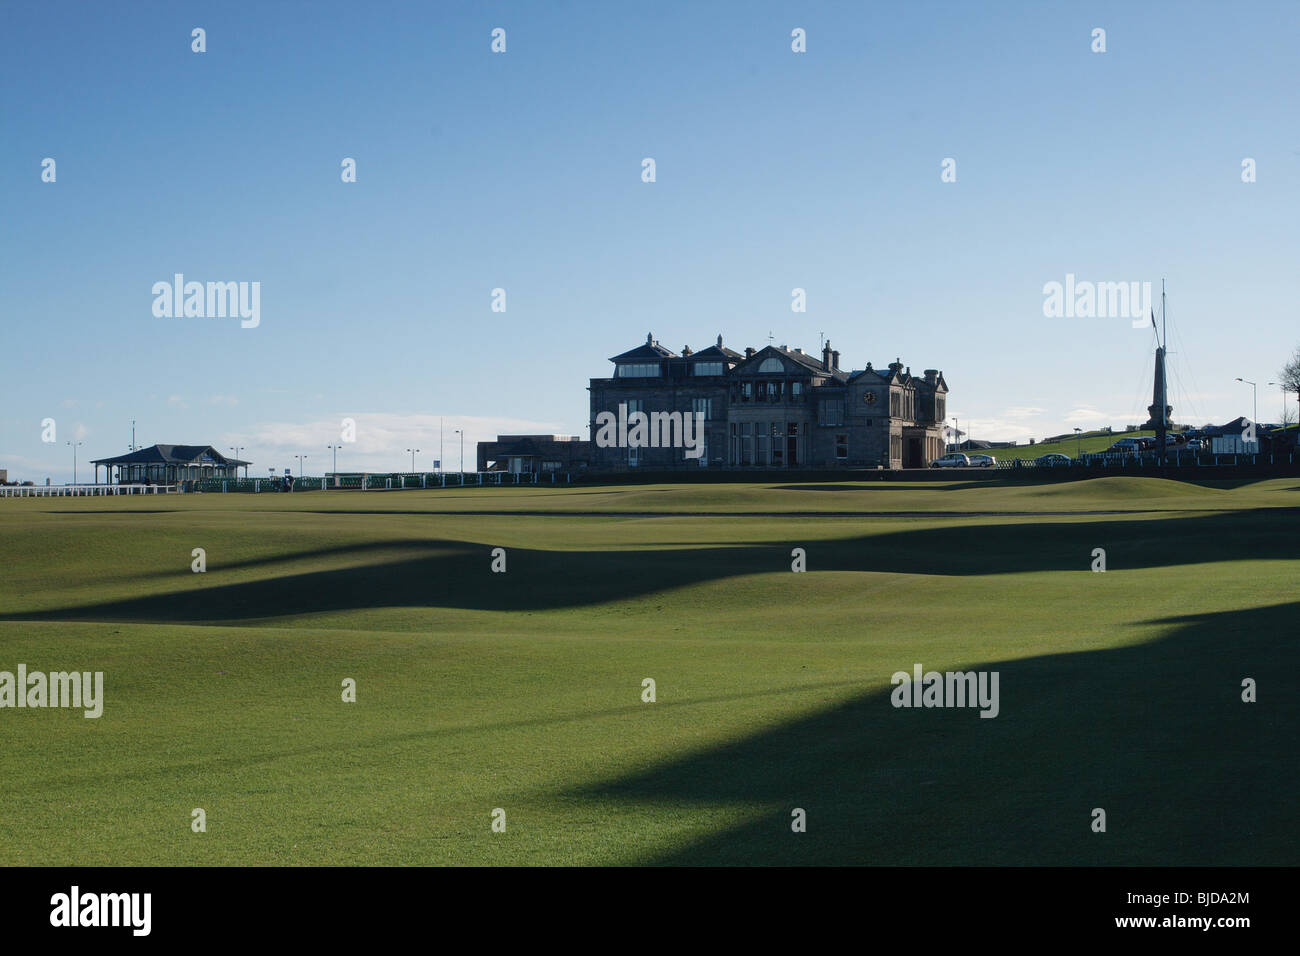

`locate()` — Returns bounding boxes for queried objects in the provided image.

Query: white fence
[0,483,178,498]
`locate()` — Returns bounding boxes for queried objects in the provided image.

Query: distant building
[90,444,250,484]
[587,333,949,470]
[476,435,590,474]
[1203,417,1260,454]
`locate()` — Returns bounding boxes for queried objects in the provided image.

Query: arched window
[758,358,784,373]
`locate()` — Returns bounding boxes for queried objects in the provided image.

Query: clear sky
[3,0,1298,481]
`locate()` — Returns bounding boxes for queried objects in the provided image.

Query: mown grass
[0,477,1295,865]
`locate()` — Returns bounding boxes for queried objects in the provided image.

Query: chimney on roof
[822,340,832,370]
[832,349,840,370]
[924,369,938,384]
[889,358,904,374]
[716,334,723,348]
[646,332,654,345]
[745,347,755,359]
[683,345,692,356]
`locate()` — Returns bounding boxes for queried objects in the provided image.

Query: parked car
[931,453,970,468]
[1108,439,1142,453]
[968,454,997,467]
[1185,438,1204,450]
[1035,453,1072,466]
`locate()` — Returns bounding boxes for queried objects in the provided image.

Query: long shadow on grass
[3,510,1297,623]
[576,600,1298,866]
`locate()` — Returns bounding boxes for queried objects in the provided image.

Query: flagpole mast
[1159,280,1168,464]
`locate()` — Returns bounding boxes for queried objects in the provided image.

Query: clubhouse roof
[90,444,250,484]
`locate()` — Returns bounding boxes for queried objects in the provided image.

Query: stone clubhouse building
[586,333,950,471]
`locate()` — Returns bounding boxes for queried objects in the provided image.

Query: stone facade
[589,334,949,471]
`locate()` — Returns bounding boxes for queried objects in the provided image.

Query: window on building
[757,422,769,464]
[741,382,753,402]
[626,399,644,414]
[936,398,945,421]
[692,398,713,420]
[791,382,803,398]
[692,362,724,376]
[617,363,660,378]
[758,358,784,373]
[741,423,753,465]
[836,435,848,459]
[890,392,901,417]
[628,445,639,466]
[820,399,844,425]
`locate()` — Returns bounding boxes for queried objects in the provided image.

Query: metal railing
[988,451,1295,470]
[185,472,573,493]
[0,483,178,497]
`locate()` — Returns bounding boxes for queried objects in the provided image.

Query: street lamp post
[1235,377,1257,425]
[327,444,341,478]
[453,429,464,475]
[229,446,246,480]
[66,440,83,484]
[1074,427,1082,460]
[406,448,420,472]
[295,455,308,478]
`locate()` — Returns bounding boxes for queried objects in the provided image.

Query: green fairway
[1,477,1296,865]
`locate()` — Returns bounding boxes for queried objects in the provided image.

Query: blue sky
[3,0,1298,481]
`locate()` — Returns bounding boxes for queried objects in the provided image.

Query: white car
[968,454,997,468]
[931,453,970,468]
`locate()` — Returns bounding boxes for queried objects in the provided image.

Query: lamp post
[406,448,420,472]
[229,446,246,480]
[66,440,83,484]
[1235,377,1257,425]
[453,429,463,474]
[1074,427,1082,460]
[327,444,341,476]
[295,454,308,478]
